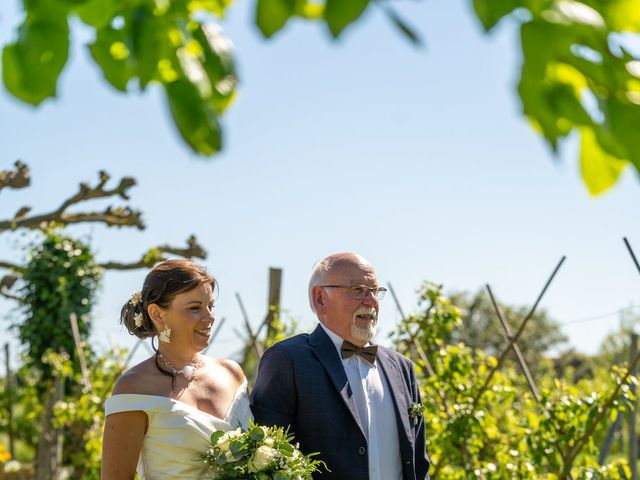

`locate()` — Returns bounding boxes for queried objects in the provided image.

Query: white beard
[351,323,376,342]
[351,308,377,342]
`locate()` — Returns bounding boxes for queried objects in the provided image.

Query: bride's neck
[157,349,200,367]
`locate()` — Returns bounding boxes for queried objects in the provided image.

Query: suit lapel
[377,348,412,447]
[309,325,367,437]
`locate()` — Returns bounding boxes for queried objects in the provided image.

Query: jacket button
[358,446,366,455]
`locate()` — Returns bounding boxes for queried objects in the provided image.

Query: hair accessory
[133,312,144,328]
[159,328,171,344]
[130,291,142,307]
[158,352,200,380]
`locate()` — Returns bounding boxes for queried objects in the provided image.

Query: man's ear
[311,287,327,315]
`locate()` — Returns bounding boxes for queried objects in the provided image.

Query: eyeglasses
[318,285,387,300]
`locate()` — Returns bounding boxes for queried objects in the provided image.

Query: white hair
[308,258,332,314]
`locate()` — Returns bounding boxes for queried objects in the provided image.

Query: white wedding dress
[105,381,251,479]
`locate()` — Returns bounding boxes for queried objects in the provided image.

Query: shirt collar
[319,323,372,358]
[319,322,344,357]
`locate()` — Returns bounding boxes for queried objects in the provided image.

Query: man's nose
[362,289,378,305]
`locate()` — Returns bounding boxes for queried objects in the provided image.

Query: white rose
[218,428,242,444]
[247,445,278,472]
[216,428,242,453]
[217,440,230,453]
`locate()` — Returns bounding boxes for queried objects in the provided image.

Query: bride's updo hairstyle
[120,259,215,338]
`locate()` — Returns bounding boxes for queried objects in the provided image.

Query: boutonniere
[408,402,424,424]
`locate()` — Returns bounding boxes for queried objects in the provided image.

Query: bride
[101,259,251,479]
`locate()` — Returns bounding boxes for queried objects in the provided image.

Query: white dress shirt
[320,323,403,480]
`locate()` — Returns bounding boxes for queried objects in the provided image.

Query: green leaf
[210,430,225,444]
[603,0,640,32]
[191,24,238,113]
[131,6,165,89]
[23,0,70,21]
[324,0,370,38]
[75,0,121,29]
[229,439,244,455]
[2,18,70,105]
[547,83,592,127]
[472,0,523,32]
[165,79,223,155]
[187,0,232,18]
[249,425,265,441]
[607,98,640,171]
[580,127,628,196]
[88,26,135,91]
[256,0,296,38]
[278,442,294,455]
[518,20,584,149]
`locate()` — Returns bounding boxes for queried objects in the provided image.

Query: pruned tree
[0,160,207,479]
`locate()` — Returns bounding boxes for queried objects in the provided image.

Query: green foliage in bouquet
[202,422,327,480]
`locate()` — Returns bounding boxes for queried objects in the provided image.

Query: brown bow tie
[341,341,378,364]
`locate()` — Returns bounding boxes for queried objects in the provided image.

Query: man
[251,252,430,480]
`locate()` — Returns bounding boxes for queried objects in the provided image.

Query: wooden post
[630,333,638,480]
[236,293,263,358]
[69,313,90,390]
[35,375,64,480]
[486,285,540,402]
[265,268,282,341]
[599,414,622,465]
[4,343,14,457]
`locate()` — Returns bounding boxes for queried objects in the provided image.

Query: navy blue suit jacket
[250,325,430,480]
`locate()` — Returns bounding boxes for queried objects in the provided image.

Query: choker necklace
[157,353,201,380]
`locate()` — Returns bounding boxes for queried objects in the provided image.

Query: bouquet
[202,422,327,479]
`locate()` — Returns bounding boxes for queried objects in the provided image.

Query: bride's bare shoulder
[201,356,245,387]
[219,358,246,385]
[112,357,164,395]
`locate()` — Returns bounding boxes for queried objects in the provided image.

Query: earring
[159,328,171,344]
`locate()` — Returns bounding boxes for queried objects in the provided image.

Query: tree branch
[0,161,30,192]
[99,235,207,270]
[0,289,23,302]
[0,273,22,302]
[56,207,144,229]
[1,274,18,288]
[57,171,136,212]
[0,262,24,274]
[0,171,139,232]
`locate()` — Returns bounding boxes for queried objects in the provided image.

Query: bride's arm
[101,410,146,480]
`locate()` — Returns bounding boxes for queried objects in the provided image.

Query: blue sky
[1,0,639,365]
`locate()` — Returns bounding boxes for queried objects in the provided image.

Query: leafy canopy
[17,233,102,378]
[2,0,640,194]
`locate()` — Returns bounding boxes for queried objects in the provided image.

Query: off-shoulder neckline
[109,379,247,423]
